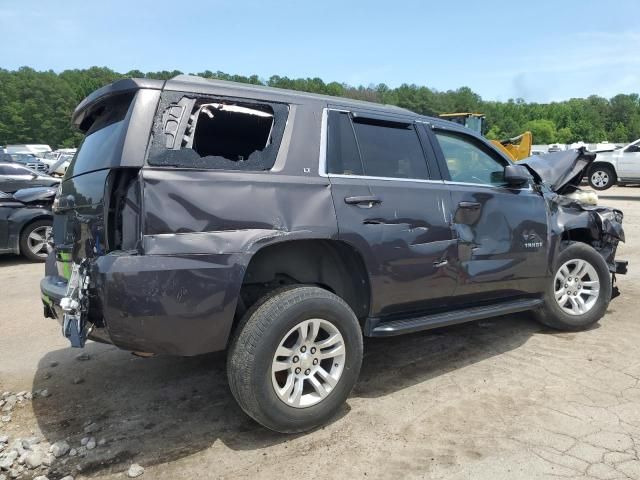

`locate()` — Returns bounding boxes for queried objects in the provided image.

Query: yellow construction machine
[438,113,532,161]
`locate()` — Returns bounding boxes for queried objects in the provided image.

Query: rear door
[324,109,457,317]
[428,127,549,303]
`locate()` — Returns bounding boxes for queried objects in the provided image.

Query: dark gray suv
[41,75,626,433]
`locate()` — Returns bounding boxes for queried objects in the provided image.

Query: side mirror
[504,164,530,187]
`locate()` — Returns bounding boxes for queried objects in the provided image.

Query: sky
[1,0,639,103]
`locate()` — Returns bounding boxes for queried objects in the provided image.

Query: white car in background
[40,150,75,176]
[588,139,640,190]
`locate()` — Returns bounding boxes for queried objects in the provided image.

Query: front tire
[588,165,616,190]
[20,219,52,262]
[535,242,612,331]
[227,286,363,433]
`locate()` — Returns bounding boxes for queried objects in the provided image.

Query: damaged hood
[520,147,596,193]
[12,186,57,204]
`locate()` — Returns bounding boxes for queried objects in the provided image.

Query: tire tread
[227,285,362,432]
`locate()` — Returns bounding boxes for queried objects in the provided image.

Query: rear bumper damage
[41,251,250,356]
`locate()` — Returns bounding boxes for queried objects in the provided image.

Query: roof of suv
[73,74,465,133]
[74,75,438,119]
[166,75,415,115]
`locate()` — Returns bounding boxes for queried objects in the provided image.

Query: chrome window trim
[443,179,534,192]
[318,107,329,177]
[319,107,442,183]
[330,173,444,184]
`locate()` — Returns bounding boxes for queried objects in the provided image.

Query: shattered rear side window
[148,93,289,171]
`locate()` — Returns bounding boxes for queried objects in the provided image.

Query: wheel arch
[13,212,52,254]
[234,238,372,334]
[560,227,598,245]
[589,161,617,178]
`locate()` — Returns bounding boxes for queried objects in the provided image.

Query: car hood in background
[520,147,596,193]
[12,186,58,204]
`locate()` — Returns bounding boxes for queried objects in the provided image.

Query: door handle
[344,196,382,208]
[458,201,481,209]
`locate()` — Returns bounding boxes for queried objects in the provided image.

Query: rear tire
[227,286,363,433]
[535,242,611,331]
[20,219,52,262]
[588,165,616,190]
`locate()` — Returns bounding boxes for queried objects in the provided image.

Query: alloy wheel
[590,170,610,188]
[553,259,600,316]
[27,225,51,259]
[271,318,346,408]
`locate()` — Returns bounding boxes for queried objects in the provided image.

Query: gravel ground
[1,185,640,480]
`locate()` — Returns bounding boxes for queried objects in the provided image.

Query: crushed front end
[520,147,628,297]
[553,198,627,298]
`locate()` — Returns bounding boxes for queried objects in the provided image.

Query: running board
[365,298,544,337]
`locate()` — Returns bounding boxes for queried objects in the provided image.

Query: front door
[617,141,640,178]
[324,108,457,317]
[428,128,549,303]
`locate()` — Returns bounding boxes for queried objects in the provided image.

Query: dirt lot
[1,185,640,480]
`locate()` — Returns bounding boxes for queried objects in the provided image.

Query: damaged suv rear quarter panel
[100,98,341,355]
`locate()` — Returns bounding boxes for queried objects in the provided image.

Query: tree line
[1,66,639,148]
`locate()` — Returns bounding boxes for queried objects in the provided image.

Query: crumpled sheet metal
[143,228,316,255]
[141,168,336,255]
[520,147,596,192]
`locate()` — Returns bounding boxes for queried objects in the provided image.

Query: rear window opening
[191,103,273,160]
[149,95,289,171]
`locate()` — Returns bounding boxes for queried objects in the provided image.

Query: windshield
[65,93,134,178]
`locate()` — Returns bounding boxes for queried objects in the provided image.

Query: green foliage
[524,119,556,144]
[556,127,574,144]
[0,66,639,148]
[485,125,503,141]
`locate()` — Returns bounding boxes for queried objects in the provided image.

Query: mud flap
[611,260,628,301]
[611,273,620,300]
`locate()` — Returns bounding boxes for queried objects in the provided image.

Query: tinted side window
[353,119,428,179]
[435,132,507,186]
[326,111,363,175]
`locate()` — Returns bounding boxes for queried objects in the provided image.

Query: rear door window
[148,93,289,171]
[326,111,364,175]
[326,111,429,180]
[353,118,429,179]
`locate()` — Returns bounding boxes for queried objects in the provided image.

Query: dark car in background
[0,186,55,261]
[41,76,626,433]
[0,162,60,193]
